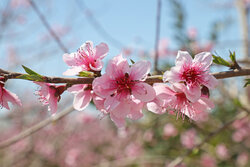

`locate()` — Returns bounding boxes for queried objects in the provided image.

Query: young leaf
[17,74,44,82]
[212,55,231,67]
[22,65,42,77]
[244,79,250,87]
[78,71,94,77]
[229,51,236,62]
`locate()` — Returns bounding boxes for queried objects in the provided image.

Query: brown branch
[167,111,249,167]
[0,106,74,149]
[1,68,250,85]
[28,0,69,53]
[154,0,162,73]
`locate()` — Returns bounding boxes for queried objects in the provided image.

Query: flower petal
[110,112,126,128]
[193,52,212,69]
[63,53,78,66]
[163,66,182,83]
[95,42,109,59]
[67,84,86,94]
[104,95,120,111]
[132,82,156,102]
[63,66,82,76]
[127,100,144,120]
[105,54,129,78]
[3,89,22,107]
[176,51,192,66]
[129,61,151,81]
[202,74,218,89]
[48,91,58,114]
[92,75,116,98]
[185,84,201,103]
[73,90,92,111]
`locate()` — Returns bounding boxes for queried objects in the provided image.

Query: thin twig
[1,68,250,85]
[0,106,74,149]
[167,111,249,167]
[28,0,69,53]
[154,0,162,73]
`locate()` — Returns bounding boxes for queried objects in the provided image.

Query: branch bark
[1,68,250,85]
[0,106,74,149]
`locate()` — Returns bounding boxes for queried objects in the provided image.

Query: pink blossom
[67,84,92,111]
[65,148,80,167]
[125,142,142,158]
[163,123,178,138]
[143,130,154,142]
[216,144,229,160]
[200,154,217,167]
[164,51,218,102]
[0,78,22,110]
[35,82,65,114]
[147,83,214,120]
[180,129,197,149]
[93,54,156,127]
[236,152,249,167]
[63,41,109,75]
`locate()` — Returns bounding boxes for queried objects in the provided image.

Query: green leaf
[212,55,231,67]
[22,65,42,77]
[130,59,135,64]
[244,79,250,87]
[229,51,236,62]
[78,71,94,77]
[17,74,44,82]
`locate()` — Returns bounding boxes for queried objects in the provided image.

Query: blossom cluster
[0,41,218,127]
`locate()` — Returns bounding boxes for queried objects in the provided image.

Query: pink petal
[63,53,78,66]
[132,82,156,102]
[89,59,103,71]
[105,54,129,78]
[73,90,92,111]
[95,42,109,59]
[163,66,182,83]
[3,89,22,107]
[67,84,86,93]
[185,84,201,103]
[147,99,166,114]
[202,74,218,89]
[176,51,192,66]
[92,75,116,98]
[48,91,58,114]
[110,112,126,128]
[104,95,120,111]
[79,41,94,55]
[193,52,212,69]
[92,94,106,113]
[199,97,214,110]
[63,66,82,76]
[129,61,151,81]
[111,101,129,119]
[127,100,144,120]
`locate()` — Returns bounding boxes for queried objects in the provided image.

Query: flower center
[115,73,135,95]
[181,67,202,84]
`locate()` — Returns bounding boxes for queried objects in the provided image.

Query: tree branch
[0,106,74,149]
[1,68,250,85]
[28,0,69,53]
